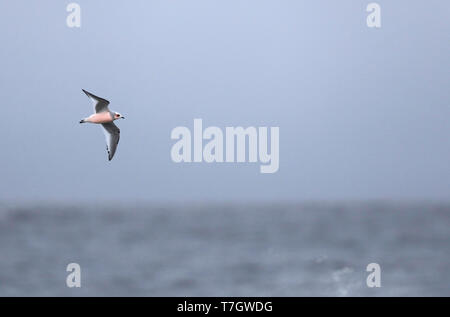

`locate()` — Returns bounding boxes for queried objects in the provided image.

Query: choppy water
[0,202,448,296]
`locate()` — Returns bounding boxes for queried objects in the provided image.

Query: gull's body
[83,111,115,124]
[79,89,125,161]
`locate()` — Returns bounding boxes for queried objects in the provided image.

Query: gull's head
[113,112,125,120]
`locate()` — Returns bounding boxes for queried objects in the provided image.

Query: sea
[0,202,448,296]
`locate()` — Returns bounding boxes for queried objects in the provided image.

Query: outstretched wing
[82,89,110,113]
[101,122,120,161]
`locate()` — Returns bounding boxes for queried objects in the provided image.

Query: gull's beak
[121,116,125,119]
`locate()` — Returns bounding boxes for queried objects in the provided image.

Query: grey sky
[0,1,449,202]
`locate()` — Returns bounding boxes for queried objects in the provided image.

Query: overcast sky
[0,1,449,203]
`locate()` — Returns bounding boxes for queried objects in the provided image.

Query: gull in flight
[79,89,125,161]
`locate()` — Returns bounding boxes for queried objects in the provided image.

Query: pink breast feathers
[87,112,113,124]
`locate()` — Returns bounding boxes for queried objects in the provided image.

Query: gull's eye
[115,114,120,118]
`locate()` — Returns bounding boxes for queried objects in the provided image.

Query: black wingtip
[82,89,95,98]
[107,148,112,161]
